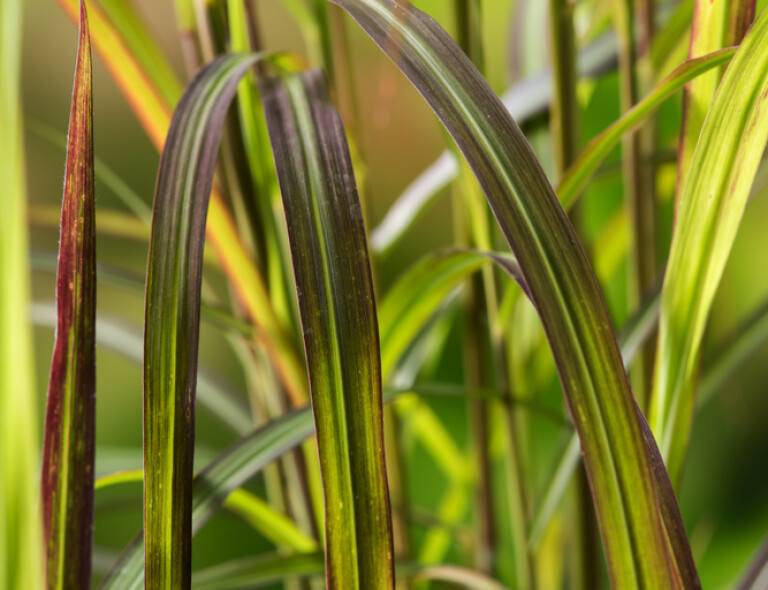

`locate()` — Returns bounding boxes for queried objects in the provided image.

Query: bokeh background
[19,1,768,587]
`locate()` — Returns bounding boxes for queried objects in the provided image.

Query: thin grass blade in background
[143,53,262,589]
[557,48,736,208]
[333,0,694,586]
[0,0,43,587]
[263,70,394,590]
[736,537,768,590]
[676,1,754,200]
[650,7,768,481]
[40,3,96,587]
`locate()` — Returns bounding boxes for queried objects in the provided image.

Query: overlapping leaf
[650,7,768,480]
[333,0,694,586]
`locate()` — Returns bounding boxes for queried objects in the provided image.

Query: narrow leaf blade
[333,1,693,586]
[262,70,395,590]
[651,7,768,479]
[0,0,43,587]
[41,3,96,587]
[143,53,260,588]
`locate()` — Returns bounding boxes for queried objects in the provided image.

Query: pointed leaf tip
[41,2,96,588]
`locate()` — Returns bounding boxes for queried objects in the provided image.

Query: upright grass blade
[143,53,262,589]
[650,7,768,481]
[262,70,395,590]
[40,4,96,587]
[676,1,753,199]
[333,1,694,586]
[0,0,43,587]
[56,0,308,405]
[103,407,316,589]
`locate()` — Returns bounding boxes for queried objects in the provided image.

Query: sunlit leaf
[0,0,43,587]
[650,6,768,481]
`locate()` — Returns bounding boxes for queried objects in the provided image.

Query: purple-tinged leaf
[40,2,96,588]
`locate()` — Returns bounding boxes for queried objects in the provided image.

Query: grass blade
[676,1,751,198]
[0,0,43,587]
[334,0,692,586]
[55,0,308,405]
[557,48,737,208]
[736,537,768,590]
[94,471,317,554]
[30,303,252,435]
[262,70,394,589]
[192,552,324,590]
[102,408,316,589]
[650,7,768,480]
[40,4,96,587]
[143,53,262,589]
[370,32,618,254]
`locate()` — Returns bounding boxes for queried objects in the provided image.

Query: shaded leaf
[142,53,261,589]
[262,70,394,590]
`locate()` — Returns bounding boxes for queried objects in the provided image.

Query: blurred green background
[20,0,768,587]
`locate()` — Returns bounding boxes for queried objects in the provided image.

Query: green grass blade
[370,33,618,254]
[333,1,691,586]
[650,7,768,481]
[96,0,184,105]
[262,70,394,590]
[102,408,316,590]
[94,470,318,554]
[142,53,262,589]
[40,4,96,587]
[0,0,43,587]
[557,48,737,208]
[192,552,325,590]
[676,1,748,197]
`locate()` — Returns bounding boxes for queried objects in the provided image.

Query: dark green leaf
[142,53,260,589]
[262,70,394,590]
[332,1,693,585]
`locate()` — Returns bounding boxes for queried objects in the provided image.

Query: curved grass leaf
[333,0,691,586]
[557,48,736,208]
[370,32,618,254]
[0,0,43,587]
[650,7,768,480]
[262,70,394,590]
[143,53,262,589]
[40,4,96,587]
